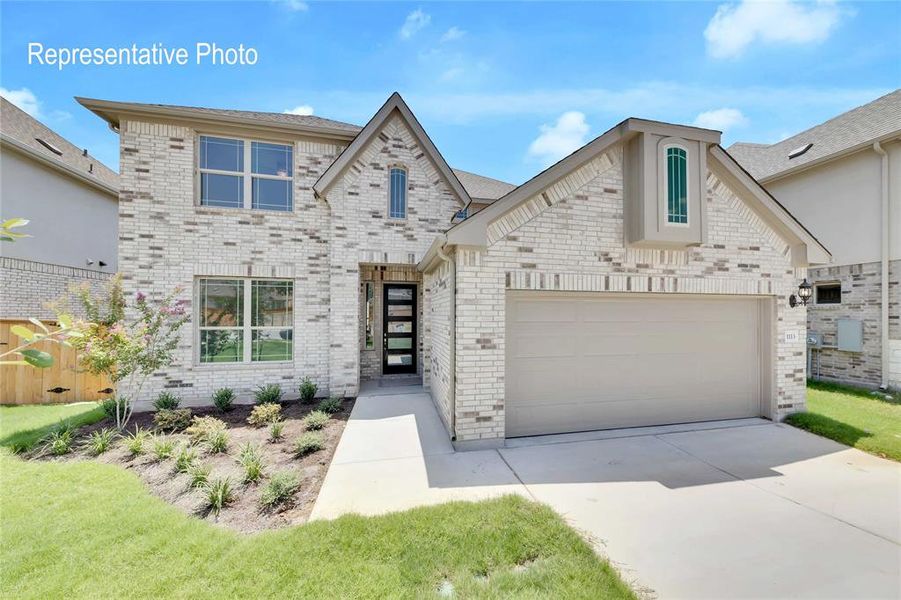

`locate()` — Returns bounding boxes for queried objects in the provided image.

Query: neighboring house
[731,90,901,390]
[81,92,828,448]
[0,97,118,403]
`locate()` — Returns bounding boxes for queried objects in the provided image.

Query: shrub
[205,477,233,515]
[153,408,192,432]
[302,410,330,431]
[237,443,265,483]
[317,396,342,414]
[254,384,283,405]
[185,416,227,443]
[268,421,285,443]
[151,437,175,461]
[124,426,150,456]
[247,403,282,428]
[299,377,318,404]
[152,391,181,411]
[188,463,211,489]
[100,397,128,421]
[174,444,198,474]
[206,429,229,454]
[212,387,235,412]
[86,428,117,455]
[44,422,75,456]
[293,432,324,457]
[260,471,299,509]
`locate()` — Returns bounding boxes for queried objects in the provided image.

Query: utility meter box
[807,332,822,348]
[837,319,863,352]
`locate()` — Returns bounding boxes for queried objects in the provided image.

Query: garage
[505,292,769,437]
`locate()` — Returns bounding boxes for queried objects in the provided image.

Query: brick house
[731,90,900,390]
[81,93,829,448]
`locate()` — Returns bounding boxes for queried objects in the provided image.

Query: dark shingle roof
[452,168,517,201]
[1,97,118,190]
[729,89,901,181]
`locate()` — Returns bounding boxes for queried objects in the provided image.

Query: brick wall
[807,259,901,387]
[0,256,111,321]
[448,147,808,443]
[423,258,453,433]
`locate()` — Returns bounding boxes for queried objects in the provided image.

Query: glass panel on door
[383,284,417,374]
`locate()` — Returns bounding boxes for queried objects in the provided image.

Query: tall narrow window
[389,167,407,219]
[364,282,374,349]
[666,146,688,224]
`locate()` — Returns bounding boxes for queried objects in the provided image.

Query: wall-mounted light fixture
[789,279,812,308]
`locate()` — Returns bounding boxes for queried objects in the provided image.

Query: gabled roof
[313,93,471,205]
[452,169,516,202]
[421,117,829,271]
[1,97,118,195]
[729,89,901,182]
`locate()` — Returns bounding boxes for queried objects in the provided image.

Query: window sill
[194,205,295,216]
[194,360,294,370]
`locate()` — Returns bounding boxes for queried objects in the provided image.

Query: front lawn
[786,381,901,461]
[0,403,635,599]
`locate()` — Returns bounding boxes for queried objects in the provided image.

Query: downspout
[874,141,890,390]
[436,239,456,437]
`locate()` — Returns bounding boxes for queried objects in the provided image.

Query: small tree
[71,276,189,429]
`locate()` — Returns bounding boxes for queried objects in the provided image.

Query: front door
[382,284,417,374]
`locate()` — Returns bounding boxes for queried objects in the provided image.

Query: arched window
[665,146,688,224]
[389,167,407,219]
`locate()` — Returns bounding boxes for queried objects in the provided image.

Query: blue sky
[1,0,898,184]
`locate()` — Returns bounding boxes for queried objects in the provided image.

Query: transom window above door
[198,135,293,211]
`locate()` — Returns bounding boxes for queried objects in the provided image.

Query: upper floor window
[665,146,688,225]
[198,135,293,211]
[389,167,407,219]
[454,206,469,221]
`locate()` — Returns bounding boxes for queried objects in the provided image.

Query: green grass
[0,403,105,452]
[0,404,635,599]
[786,381,901,461]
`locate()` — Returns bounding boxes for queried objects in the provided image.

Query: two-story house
[81,92,828,448]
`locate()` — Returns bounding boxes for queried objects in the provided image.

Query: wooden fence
[0,320,112,405]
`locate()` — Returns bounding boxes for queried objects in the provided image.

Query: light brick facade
[806,260,901,388]
[0,256,111,321]
[434,147,809,443]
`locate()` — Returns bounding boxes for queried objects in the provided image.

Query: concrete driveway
[312,387,901,599]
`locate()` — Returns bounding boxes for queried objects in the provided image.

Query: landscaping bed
[17,394,353,533]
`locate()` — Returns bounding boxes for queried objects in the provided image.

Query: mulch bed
[28,398,354,534]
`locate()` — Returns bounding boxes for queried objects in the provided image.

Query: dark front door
[383,284,417,374]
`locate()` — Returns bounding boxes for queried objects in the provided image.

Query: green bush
[268,421,285,443]
[153,408,192,432]
[299,377,318,404]
[237,443,265,483]
[260,471,299,509]
[293,432,324,457]
[205,477,233,515]
[302,410,330,431]
[151,437,176,462]
[212,388,235,412]
[188,463,211,489]
[100,397,128,420]
[254,384,283,405]
[43,422,75,456]
[247,403,282,428]
[174,444,198,473]
[152,391,181,411]
[185,416,227,443]
[317,396,342,414]
[206,429,229,454]
[124,426,151,456]
[86,428,117,456]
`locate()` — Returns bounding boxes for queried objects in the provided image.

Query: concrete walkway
[312,386,901,599]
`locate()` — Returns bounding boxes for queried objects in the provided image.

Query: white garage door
[505,293,763,437]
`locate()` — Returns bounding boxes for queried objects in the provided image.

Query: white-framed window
[664,145,688,225]
[197,278,294,363]
[389,166,407,219]
[198,135,293,211]
[454,206,468,221]
[815,282,841,305]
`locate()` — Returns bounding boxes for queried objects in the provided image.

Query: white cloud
[0,87,40,117]
[276,0,308,11]
[400,9,430,39]
[284,105,314,116]
[527,111,590,167]
[705,0,847,59]
[439,67,465,82]
[440,26,466,42]
[693,107,749,131]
